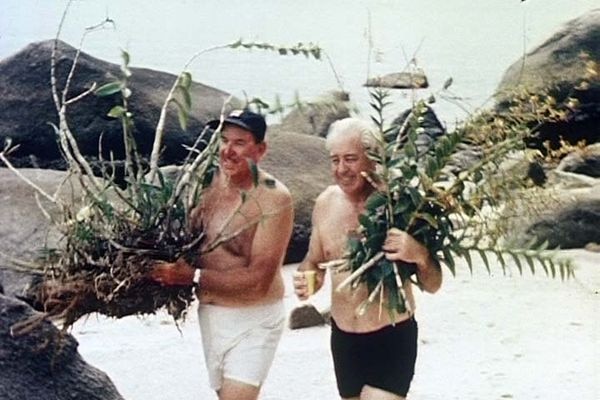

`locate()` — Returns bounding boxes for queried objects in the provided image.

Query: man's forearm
[416,253,442,293]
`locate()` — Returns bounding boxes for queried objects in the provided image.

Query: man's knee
[218,378,260,400]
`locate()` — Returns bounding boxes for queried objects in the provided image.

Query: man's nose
[337,160,348,173]
[221,143,234,156]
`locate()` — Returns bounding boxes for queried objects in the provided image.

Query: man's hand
[149,259,195,286]
[293,271,310,301]
[382,228,428,265]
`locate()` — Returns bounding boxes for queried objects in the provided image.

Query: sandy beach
[72,249,599,400]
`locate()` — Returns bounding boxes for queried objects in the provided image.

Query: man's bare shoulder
[315,185,342,204]
[257,169,292,204]
[314,185,343,213]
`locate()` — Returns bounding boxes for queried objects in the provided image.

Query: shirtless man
[151,110,293,400]
[293,118,442,400]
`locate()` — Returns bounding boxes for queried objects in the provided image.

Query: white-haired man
[294,117,442,400]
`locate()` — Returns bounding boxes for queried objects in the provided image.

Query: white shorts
[197,301,285,390]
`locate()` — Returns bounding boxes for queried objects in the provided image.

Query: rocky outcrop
[0,294,124,400]
[0,40,240,169]
[556,143,600,177]
[496,9,600,149]
[365,71,429,89]
[0,169,71,303]
[273,90,351,138]
[506,171,600,249]
[525,199,600,249]
[262,131,330,262]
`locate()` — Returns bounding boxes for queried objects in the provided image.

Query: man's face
[219,124,266,180]
[328,133,374,197]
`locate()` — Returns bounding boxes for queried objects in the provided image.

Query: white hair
[325,118,376,151]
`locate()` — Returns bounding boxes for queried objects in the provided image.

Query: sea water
[1,0,597,126]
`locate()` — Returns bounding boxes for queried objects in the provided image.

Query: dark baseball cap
[207,110,267,142]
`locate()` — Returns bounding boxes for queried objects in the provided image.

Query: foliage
[1,14,323,332]
[339,86,578,317]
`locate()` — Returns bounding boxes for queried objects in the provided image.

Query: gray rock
[288,304,326,329]
[496,9,600,149]
[262,131,330,263]
[524,199,600,249]
[0,168,72,303]
[390,105,446,155]
[274,90,351,137]
[365,71,429,89]
[0,39,240,170]
[557,143,600,178]
[0,294,124,400]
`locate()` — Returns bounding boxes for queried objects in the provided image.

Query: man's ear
[257,142,267,159]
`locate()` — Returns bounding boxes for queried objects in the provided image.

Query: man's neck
[343,186,374,209]
[219,170,255,191]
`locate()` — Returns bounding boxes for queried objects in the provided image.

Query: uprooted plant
[0,3,324,333]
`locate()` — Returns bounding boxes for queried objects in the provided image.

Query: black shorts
[330,317,418,398]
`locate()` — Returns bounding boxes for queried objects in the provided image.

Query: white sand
[72,249,599,400]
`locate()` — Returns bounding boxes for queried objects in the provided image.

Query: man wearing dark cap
[151,110,294,400]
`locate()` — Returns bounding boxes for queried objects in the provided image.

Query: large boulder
[273,90,351,138]
[556,142,600,178]
[262,131,330,263]
[505,176,600,249]
[0,40,240,168]
[0,294,124,400]
[525,199,600,249]
[496,9,600,149]
[0,168,70,303]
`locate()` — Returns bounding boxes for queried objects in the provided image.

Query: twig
[336,251,385,292]
[0,152,56,202]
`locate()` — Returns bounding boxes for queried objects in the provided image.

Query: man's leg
[360,385,405,400]
[218,378,260,400]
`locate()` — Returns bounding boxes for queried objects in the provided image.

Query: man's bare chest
[319,209,361,259]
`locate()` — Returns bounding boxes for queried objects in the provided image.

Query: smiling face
[219,124,266,184]
[328,132,374,199]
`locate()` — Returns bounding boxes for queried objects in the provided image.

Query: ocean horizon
[1,0,597,126]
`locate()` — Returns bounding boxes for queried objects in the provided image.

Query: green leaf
[121,50,130,67]
[365,192,387,211]
[358,214,373,230]
[462,249,473,273]
[495,251,506,272]
[176,106,188,131]
[442,247,454,272]
[478,250,490,274]
[229,38,243,48]
[510,253,523,275]
[443,77,453,90]
[176,86,192,110]
[107,106,126,118]
[95,81,123,97]
[415,212,439,229]
[407,187,422,206]
[525,256,537,275]
[179,72,192,89]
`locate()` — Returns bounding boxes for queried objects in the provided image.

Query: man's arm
[294,196,327,300]
[382,228,442,293]
[151,189,293,302]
